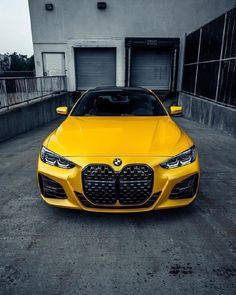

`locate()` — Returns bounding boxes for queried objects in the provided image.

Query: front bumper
[37,155,200,213]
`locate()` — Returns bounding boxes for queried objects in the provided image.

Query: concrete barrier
[178,92,236,137]
[0,93,72,142]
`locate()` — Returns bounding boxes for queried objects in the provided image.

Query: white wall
[28,0,236,91]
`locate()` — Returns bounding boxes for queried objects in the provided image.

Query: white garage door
[43,53,65,76]
[131,48,172,90]
[75,48,116,89]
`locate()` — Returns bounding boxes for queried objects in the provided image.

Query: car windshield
[71,90,167,116]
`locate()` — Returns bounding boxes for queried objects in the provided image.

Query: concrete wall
[179,92,236,137]
[0,93,72,142]
[28,0,236,91]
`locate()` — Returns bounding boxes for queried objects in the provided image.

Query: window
[71,90,167,116]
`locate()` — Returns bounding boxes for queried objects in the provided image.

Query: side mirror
[170,106,183,116]
[56,106,69,116]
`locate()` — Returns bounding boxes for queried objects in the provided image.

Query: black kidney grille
[119,181,152,205]
[83,179,117,205]
[83,164,117,205]
[82,164,153,206]
[83,164,115,181]
[120,165,153,181]
[119,165,153,205]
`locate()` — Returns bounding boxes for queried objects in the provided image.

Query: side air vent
[169,174,199,199]
[38,174,67,199]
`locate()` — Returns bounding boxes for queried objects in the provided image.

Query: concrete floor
[0,117,236,295]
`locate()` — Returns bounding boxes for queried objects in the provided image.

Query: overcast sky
[0,0,33,56]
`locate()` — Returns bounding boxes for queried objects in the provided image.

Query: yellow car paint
[56,106,69,116]
[37,89,200,213]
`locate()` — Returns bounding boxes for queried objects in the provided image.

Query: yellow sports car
[37,87,200,213]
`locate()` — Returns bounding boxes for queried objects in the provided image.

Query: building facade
[28,0,235,92]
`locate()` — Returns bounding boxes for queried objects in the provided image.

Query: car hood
[46,116,192,157]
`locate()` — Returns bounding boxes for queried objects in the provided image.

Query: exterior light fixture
[97,2,107,9]
[45,3,54,11]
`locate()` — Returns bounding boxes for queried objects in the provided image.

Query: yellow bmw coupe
[37,87,200,212]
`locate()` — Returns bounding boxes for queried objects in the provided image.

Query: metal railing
[0,76,67,110]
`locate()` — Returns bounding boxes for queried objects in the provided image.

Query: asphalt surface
[0,117,236,295]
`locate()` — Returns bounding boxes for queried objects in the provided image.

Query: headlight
[40,146,75,169]
[160,146,197,169]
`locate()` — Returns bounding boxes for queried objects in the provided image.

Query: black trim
[76,192,161,209]
[125,38,180,48]
[38,173,67,199]
[169,174,199,199]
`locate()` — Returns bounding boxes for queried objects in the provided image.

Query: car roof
[88,86,149,93]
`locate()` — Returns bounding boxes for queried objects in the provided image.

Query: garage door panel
[131,48,171,90]
[75,48,116,89]
[43,53,65,76]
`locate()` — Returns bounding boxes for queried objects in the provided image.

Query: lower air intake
[169,174,199,199]
[76,192,161,209]
[38,174,67,199]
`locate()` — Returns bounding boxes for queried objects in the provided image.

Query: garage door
[130,48,172,90]
[75,48,116,89]
[43,53,65,76]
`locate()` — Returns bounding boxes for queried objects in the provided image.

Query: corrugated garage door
[131,48,172,90]
[75,48,116,89]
